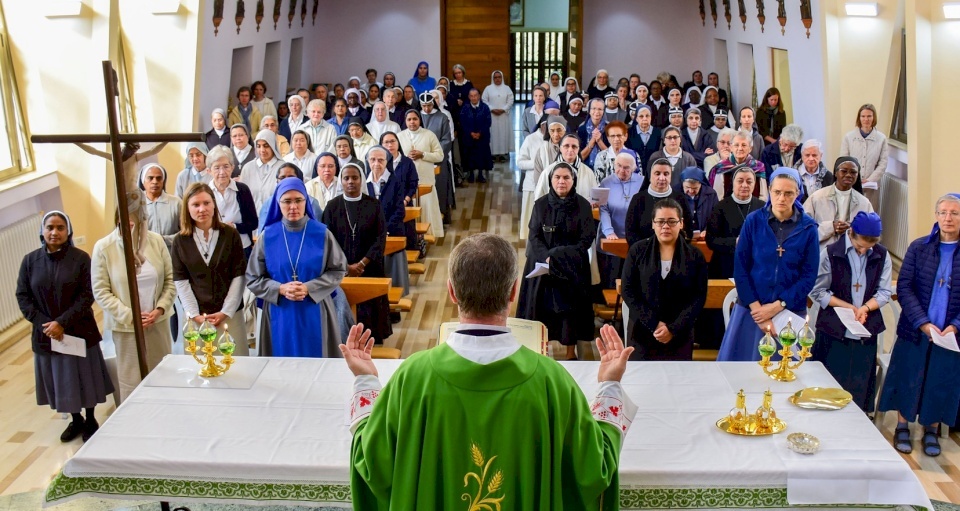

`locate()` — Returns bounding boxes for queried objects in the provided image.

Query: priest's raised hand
[596,324,634,382]
[339,323,377,377]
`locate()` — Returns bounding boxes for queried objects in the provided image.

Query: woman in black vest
[810,211,892,411]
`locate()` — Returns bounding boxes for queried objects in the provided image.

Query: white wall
[311,0,441,86]
[581,0,706,85]
[700,0,828,153]
[196,0,323,131]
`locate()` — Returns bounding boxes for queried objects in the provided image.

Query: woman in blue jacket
[879,193,960,457]
[717,167,819,361]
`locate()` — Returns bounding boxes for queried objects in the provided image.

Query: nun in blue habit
[879,193,960,457]
[716,167,819,361]
[246,177,347,357]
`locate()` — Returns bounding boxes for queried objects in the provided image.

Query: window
[0,2,33,180]
[889,29,907,143]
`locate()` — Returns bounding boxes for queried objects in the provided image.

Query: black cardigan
[171,226,246,315]
[17,246,102,352]
[621,236,708,360]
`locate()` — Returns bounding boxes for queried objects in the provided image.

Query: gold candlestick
[758,319,815,382]
[182,317,234,378]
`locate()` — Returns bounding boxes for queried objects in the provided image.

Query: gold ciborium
[183,317,235,377]
[758,319,815,382]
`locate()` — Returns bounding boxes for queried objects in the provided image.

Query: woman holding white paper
[879,194,960,458]
[809,212,891,412]
[16,211,114,443]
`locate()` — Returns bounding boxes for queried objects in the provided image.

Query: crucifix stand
[31,61,203,379]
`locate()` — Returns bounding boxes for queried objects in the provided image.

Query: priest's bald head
[447,233,518,324]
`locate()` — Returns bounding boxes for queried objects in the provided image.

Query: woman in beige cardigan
[840,103,889,209]
[92,211,176,402]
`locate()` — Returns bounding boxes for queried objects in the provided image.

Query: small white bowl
[787,432,820,455]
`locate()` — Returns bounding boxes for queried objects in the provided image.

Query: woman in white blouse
[91,206,175,402]
[171,182,249,357]
[283,130,318,180]
[207,146,259,259]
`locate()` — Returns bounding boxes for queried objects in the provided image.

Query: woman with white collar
[547,71,564,103]
[239,130,284,211]
[398,109,445,239]
[205,109,230,150]
[521,86,547,140]
[282,95,308,141]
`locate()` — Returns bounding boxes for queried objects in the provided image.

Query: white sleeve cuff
[591,381,638,439]
[348,375,383,434]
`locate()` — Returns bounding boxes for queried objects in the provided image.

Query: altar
[45,355,932,510]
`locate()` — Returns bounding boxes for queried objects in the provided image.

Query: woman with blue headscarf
[246,177,347,357]
[408,61,437,96]
[717,167,819,361]
[17,211,114,442]
[879,193,960,457]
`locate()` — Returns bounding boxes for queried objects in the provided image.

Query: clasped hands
[923,323,958,340]
[42,320,64,341]
[750,301,783,333]
[279,281,308,302]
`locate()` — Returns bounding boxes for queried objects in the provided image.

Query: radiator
[0,214,42,331]
[879,173,909,260]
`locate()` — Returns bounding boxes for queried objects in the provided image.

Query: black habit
[704,196,765,278]
[322,195,393,343]
[517,190,597,346]
[624,188,695,247]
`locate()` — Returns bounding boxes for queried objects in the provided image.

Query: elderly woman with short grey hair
[207,145,259,258]
[704,127,736,179]
[760,123,804,173]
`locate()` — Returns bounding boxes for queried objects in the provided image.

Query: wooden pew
[418,184,433,197]
[340,277,400,359]
[385,236,406,256]
[600,238,713,262]
[339,277,391,318]
[404,207,422,223]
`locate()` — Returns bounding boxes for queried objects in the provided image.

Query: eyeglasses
[653,219,681,227]
[279,198,306,206]
[664,135,680,140]
[937,211,960,219]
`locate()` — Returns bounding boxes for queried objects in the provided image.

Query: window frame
[0,1,35,181]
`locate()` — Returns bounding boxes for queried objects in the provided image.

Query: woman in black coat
[622,198,708,360]
[705,165,765,278]
[517,163,596,360]
[16,211,114,442]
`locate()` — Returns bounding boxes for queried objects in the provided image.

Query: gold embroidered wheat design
[462,442,505,511]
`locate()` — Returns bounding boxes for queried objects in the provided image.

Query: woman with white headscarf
[175,143,211,198]
[481,70,514,161]
[398,109,445,239]
[239,130,284,211]
[547,71,564,103]
[282,95,308,141]
[17,211,114,441]
[205,109,230,150]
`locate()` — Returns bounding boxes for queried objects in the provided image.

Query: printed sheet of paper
[834,307,873,337]
[931,330,960,352]
[525,262,550,279]
[51,334,87,358]
[591,187,610,206]
[771,309,807,336]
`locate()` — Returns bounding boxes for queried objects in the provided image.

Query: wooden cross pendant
[776,245,786,257]
[853,281,862,292]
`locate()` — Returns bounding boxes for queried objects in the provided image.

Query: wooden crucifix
[31,61,203,379]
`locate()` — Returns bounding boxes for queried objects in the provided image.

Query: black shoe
[390,312,402,324]
[466,173,475,183]
[60,420,84,442]
[477,173,487,183]
[82,417,99,442]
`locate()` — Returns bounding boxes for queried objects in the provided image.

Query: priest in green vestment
[341,233,637,510]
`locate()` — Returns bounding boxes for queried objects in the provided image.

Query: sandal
[923,430,941,457]
[893,426,912,454]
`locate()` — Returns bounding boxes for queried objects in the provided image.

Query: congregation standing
[24,61,954,466]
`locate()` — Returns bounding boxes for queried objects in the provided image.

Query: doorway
[510,31,567,102]
[770,48,793,124]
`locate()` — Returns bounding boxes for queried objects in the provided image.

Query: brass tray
[716,417,787,436]
[788,387,852,410]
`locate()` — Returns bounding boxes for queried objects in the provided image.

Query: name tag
[542,226,556,233]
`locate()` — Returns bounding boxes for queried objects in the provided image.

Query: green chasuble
[350,343,624,510]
